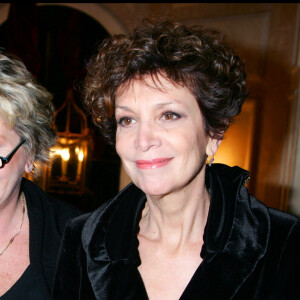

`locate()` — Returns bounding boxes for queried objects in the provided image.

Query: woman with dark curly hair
[0,51,81,299]
[52,19,300,300]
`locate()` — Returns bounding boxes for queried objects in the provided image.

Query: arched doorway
[0,3,125,35]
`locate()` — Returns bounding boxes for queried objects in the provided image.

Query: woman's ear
[206,137,222,156]
[24,155,34,173]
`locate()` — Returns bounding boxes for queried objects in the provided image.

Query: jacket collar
[182,164,270,298]
[82,164,270,299]
[202,163,251,255]
[82,182,146,263]
[82,183,147,299]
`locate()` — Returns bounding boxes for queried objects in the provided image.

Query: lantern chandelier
[44,88,90,195]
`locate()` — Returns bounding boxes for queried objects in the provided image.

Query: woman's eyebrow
[116,100,180,110]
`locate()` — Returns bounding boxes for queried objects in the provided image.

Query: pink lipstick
[136,158,173,169]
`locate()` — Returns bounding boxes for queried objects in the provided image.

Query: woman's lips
[136,158,173,169]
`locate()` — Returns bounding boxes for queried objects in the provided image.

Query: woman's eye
[118,117,135,126]
[162,111,181,121]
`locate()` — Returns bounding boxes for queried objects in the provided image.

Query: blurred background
[0,3,299,216]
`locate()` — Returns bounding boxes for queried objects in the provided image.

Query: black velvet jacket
[52,164,300,299]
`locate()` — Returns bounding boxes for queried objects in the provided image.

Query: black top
[0,265,47,299]
[0,178,81,300]
[52,164,300,299]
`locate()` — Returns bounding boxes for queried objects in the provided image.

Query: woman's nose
[134,122,161,152]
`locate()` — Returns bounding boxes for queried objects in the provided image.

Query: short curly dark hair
[83,18,248,145]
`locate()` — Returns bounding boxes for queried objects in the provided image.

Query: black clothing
[0,265,47,300]
[52,164,300,299]
[0,178,81,300]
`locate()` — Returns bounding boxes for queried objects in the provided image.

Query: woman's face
[0,118,32,207]
[115,74,220,198]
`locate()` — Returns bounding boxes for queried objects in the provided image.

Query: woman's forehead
[116,73,185,99]
[0,118,17,142]
[0,109,15,131]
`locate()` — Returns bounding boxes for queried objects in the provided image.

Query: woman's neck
[0,193,22,236]
[139,182,210,252]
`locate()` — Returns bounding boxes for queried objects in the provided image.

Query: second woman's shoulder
[22,177,82,225]
[64,196,117,233]
[62,212,92,239]
[66,182,145,240]
[63,182,145,242]
[268,207,300,234]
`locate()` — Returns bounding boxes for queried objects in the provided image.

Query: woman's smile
[136,158,173,169]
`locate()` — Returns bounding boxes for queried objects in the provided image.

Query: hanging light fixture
[44,88,90,195]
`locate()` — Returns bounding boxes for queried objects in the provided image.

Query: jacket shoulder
[268,207,299,235]
[22,178,82,228]
[267,208,300,297]
[52,213,96,300]
[64,213,91,239]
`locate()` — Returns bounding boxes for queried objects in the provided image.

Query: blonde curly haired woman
[0,51,81,299]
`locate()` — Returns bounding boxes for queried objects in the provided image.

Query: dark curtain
[5,3,42,77]
[57,9,83,89]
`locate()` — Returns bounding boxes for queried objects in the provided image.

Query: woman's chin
[135,181,173,198]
